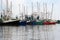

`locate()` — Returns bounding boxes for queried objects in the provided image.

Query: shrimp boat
[19,5,27,26]
[0,19,20,26]
[0,0,20,26]
[26,2,43,25]
[43,3,56,25]
[26,15,36,25]
[43,19,56,25]
[22,6,35,25]
[35,2,44,25]
[26,15,44,25]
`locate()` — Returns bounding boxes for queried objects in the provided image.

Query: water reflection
[0,24,59,40]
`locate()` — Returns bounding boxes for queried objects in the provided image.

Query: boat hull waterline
[0,20,20,26]
[0,21,56,26]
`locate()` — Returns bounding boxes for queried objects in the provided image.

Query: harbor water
[0,24,60,40]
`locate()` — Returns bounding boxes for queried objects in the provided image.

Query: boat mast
[1,0,2,10]
[31,2,33,20]
[32,2,33,14]
[19,4,20,14]
[37,2,40,20]
[21,5,25,20]
[37,2,38,13]
[24,5,25,15]
[45,3,48,20]
[1,0,3,18]
[25,5,28,21]
[6,0,8,16]
[23,5,25,20]
[37,2,40,14]
[26,6,28,14]
[10,1,12,15]
[10,1,12,19]
[6,0,8,13]
[51,3,53,19]
[19,4,21,20]
[21,5,23,20]
[43,3,45,20]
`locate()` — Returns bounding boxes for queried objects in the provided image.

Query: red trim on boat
[43,21,56,25]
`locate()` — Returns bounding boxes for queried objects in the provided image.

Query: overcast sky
[0,0,60,20]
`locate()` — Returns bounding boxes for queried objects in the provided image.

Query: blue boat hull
[19,21,26,26]
[26,21,36,25]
